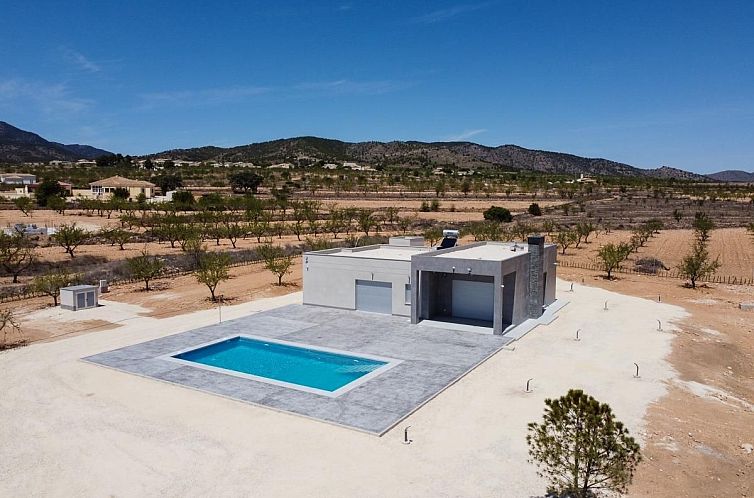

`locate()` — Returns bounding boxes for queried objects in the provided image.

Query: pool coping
[158,333,403,398]
[82,304,514,436]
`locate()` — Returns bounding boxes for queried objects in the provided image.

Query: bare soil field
[557,266,754,498]
[10,259,302,344]
[557,227,754,279]
[3,235,752,497]
[0,209,118,232]
[327,198,565,212]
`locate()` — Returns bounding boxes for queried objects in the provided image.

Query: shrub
[527,203,542,216]
[483,205,512,223]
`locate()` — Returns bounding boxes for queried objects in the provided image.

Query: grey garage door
[355,280,392,314]
[452,279,494,322]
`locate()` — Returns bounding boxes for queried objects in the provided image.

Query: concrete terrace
[84,304,511,435]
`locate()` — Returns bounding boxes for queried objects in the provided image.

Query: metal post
[525,378,534,393]
[633,363,640,378]
[402,426,412,445]
[575,329,581,341]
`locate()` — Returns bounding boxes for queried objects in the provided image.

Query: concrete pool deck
[84,304,513,435]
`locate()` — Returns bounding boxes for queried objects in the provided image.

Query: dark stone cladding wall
[526,235,545,318]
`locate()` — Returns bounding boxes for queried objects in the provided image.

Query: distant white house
[0,173,37,185]
[89,175,156,200]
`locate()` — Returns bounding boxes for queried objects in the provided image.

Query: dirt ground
[557,227,754,279]
[4,242,753,496]
[10,259,302,344]
[558,267,754,498]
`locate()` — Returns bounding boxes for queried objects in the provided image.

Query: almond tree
[31,268,77,306]
[127,250,164,291]
[52,223,88,258]
[195,252,231,302]
[0,232,36,283]
[678,240,721,289]
[257,244,295,285]
[597,242,632,279]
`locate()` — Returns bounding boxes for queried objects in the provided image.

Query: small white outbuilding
[60,285,99,311]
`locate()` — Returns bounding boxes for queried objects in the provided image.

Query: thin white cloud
[0,78,93,114]
[137,79,411,110]
[295,79,411,96]
[446,128,487,141]
[61,48,101,73]
[138,86,271,109]
[412,2,492,24]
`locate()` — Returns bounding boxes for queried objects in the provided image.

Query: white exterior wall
[303,253,413,316]
[60,289,75,308]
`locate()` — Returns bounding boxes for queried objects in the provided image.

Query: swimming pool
[164,335,400,397]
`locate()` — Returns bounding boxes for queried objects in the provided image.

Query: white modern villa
[303,235,557,334]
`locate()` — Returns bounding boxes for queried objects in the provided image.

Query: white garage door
[452,279,494,322]
[355,280,392,314]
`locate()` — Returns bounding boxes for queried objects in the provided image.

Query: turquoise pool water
[173,337,388,393]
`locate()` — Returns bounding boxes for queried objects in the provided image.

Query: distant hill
[706,170,754,182]
[0,121,111,163]
[155,136,709,180]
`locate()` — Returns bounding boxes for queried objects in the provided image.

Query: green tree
[100,227,133,250]
[127,250,164,291]
[527,389,642,498]
[0,232,36,283]
[692,211,714,243]
[46,194,67,214]
[528,203,542,216]
[555,230,578,255]
[31,268,77,306]
[153,173,183,194]
[357,209,376,237]
[112,187,130,200]
[596,242,632,279]
[13,197,34,217]
[423,226,443,246]
[483,205,513,223]
[678,240,721,289]
[257,244,295,285]
[0,308,22,349]
[172,190,194,207]
[195,252,231,301]
[229,170,263,193]
[35,179,66,207]
[52,223,88,258]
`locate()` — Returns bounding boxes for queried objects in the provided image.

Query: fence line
[557,258,753,286]
[0,254,303,304]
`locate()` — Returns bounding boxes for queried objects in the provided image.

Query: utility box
[60,285,99,311]
[99,279,109,293]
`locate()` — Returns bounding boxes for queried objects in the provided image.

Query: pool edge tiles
[159,334,403,398]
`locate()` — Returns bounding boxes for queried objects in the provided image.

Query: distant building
[89,175,156,200]
[0,173,37,185]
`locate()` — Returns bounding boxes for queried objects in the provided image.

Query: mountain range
[1,120,750,182]
[0,121,111,163]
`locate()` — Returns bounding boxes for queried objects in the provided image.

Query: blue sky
[1,1,753,173]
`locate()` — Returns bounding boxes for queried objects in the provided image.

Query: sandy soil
[0,278,689,497]
[557,227,754,279]
[0,209,117,232]
[7,259,302,342]
[327,198,564,211]
[558,267,754,498]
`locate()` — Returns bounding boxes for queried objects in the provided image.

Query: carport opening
[423,272,494,328]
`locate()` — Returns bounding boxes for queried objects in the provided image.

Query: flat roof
[62,285,98,291]
[433,242,533,262]
[314,244,430,261]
